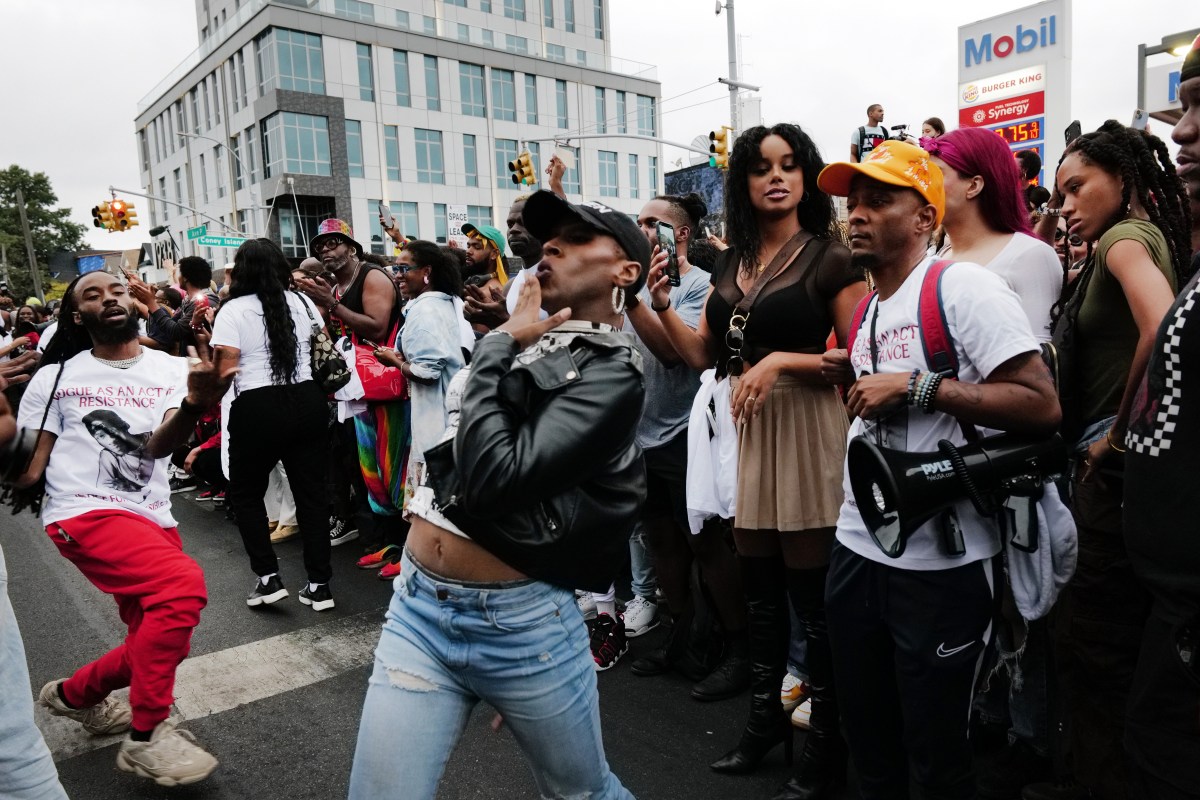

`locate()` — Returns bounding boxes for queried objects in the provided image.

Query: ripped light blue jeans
[348,551,634,800]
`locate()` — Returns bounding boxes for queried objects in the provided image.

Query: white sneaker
[38,680,132,735]
[576,591,597,620]
[116,719,218,786]
[781,673,807,712]
[791,698,812,730]
[621,595,659,638]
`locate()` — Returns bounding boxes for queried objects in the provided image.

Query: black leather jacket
[424,327,646,591]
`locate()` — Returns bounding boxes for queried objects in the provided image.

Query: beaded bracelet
[905,369,922,406]
[920,372,944,414]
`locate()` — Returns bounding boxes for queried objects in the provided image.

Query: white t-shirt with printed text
[18,349,189,529]
[837,257,1039,570]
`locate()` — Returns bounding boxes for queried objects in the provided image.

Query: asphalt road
[5,491,858,800]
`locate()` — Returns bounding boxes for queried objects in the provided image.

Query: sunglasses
[1054,229,1083,247]
[397,265,428,275]
[726,313,749,377]
[318,237,347,252]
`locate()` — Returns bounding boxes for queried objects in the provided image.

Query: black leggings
[228,381,331,584]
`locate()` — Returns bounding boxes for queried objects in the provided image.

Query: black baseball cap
[522,191,650,293]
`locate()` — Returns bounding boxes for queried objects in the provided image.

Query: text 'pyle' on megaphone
[847,432,1067,560]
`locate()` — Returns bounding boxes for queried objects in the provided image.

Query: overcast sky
[0,0,1192,253]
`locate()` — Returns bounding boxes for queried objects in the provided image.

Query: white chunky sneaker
[621,595,660,638]
[39,680,132,735]
[576,591,597,621]
[116,719,218,786]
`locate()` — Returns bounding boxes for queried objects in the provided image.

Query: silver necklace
[93,352,145,369]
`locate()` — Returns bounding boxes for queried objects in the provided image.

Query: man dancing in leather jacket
[348,191,649,800]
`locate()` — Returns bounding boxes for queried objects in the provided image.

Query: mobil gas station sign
[958,0,1071,173]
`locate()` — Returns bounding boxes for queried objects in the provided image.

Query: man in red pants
[13,271,233,787]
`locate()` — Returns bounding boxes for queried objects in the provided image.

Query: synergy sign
[959,0,1070,171]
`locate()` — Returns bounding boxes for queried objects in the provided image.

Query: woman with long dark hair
[1038,120,1191,799]
[650,123,868,799]
[210,238,335,611]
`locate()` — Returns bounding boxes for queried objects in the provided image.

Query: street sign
[186,224,207,240]
[196,235,249,248]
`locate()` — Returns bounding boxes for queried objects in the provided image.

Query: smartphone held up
[656,221,680,287]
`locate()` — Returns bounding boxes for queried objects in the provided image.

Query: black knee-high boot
[710,555,793,774]
[773,565,847,800]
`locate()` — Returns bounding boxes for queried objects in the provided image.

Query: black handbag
[297,293,351,393]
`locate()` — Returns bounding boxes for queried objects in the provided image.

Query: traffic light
[508,152,537,186]
[709,126,732,169]
[92,201,115,231]
[111,198,138,230]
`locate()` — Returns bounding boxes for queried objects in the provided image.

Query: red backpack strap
[846,290,877,361]
[918,260,959,380]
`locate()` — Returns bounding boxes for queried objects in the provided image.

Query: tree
[0,166,87,301]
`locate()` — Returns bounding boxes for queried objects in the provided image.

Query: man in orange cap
[816,140,1061,799]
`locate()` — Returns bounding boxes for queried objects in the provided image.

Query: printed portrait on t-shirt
[82,410,154,496]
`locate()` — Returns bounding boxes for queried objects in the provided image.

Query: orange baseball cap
[817,140,946,225]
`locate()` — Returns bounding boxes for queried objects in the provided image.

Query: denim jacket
[400,292,467,464]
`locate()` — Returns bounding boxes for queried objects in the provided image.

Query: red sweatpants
[47,510,207,732]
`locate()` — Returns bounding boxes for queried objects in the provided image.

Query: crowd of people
[1,34,1199,800]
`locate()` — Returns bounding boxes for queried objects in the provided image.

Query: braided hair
[1050,120,1193,342]
[230,239,299,385]
[725,123,838,275]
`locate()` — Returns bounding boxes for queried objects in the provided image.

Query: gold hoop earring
[611,286,626,315]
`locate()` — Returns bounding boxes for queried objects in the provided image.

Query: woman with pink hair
[923,128,1062,341]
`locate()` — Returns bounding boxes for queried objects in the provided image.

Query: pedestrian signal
[508,152,537,186]
[709,127,732,169]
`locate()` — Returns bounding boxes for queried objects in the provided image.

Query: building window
[393,50,411,107]
[496,138,518,189]
[423,15,437,35]
[357,43,374,101]
[243,125,258,184]
[628,154,639,200]
[524,75,538,125]
[564,0,575,32]
[159,177,169,218]
[255,28,324,94]
[139,129,151,172]
[457,23,470,41]
[209,74,221,125]
[213,147,226,198]
[595,88,607,134]
[505,35,528,55]
[575,49,587,66]
[446,0,467,5]
[546,43,565,62]
[460,63,486,117]
[237,210,250,234]
[598,151,618,197]
[649,155,658,194]
[423,55,440,111]
[593,0,604,39]
[346,120,364,178]
[482,30,494,47]
[334,0,374,21]
[464,134,479,187]
[173,168,185,206]
[198,153,210,203]
[415,129,445,184]
[481,0,492,11]
[543,0,554,26]
[395,10,409,29]
[503,0,526,20]
[234,50,249,108]
[434,203,448,243]
[492,69,515,122]
[263,112,331,177]
[527,141,541,180]
[561,146,580,194]
[555,79,568,128]
[636,94,656,136]
[189,89,200,134]
[467,205,492,227]
[384,125,401,181]
[230,134,244,189]
[616,91,627,134]
[279,200,335,258]
[176,101,187,143]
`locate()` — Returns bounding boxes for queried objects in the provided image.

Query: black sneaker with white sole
[298,583,335,611]
[169,475,198,494]
[246,575,288,607]
[329,516,359,546]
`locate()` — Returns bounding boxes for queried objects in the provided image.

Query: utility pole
[0,243,10,288]
[14,189,44,303]
[723,0,738,133]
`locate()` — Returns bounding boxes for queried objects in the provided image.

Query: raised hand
[496,274,569,349]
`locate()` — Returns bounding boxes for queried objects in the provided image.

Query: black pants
[191,448,227,492]
[826,543,994,800]
[228,382,331,584]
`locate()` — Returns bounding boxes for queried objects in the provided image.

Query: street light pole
[716,0,740,133]
[177,131,260,235]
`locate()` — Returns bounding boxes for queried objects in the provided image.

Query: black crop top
[704,239,859,376]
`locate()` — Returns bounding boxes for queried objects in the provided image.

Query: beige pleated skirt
[730,374,850,532]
